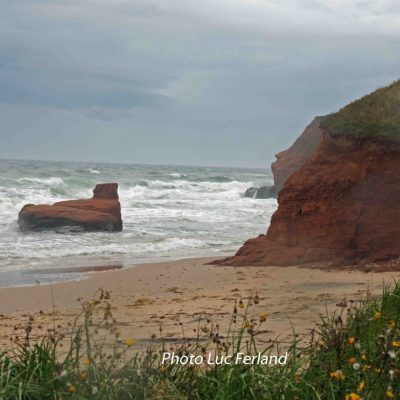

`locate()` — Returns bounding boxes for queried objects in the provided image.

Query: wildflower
[392,341,400,348]
[67,384,76,393]
[349,357,356,364]
[80,370,88,380]
[388,350,396,359]
[374,311,382,320]
[362,364,371,372]
[125,338,136,347]
[360,354,367,361]
[83,358,91,366]
[389,320,396,329]
[358,381,365,391]
[386,388,394,398]
[353,363,360,371]
[375,368,382,374]
[330,370,345,381]
[345,393,361,400]
[348,337,356,345]
[259,312,268,322]
[238,300,244,309]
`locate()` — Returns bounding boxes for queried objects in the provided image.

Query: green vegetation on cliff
[321,80,400,141]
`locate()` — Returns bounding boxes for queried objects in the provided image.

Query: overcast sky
[0,0,399,167]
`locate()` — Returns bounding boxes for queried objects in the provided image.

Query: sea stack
[219,80,400,266]
[18,183,123,232]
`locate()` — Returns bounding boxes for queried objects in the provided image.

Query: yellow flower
[330,370,345,381]
[386,389,394,398]
[375,368,382,374]
[82,358,91,366]
[392,341,400,348]
[389,320,396,329]
[238,300,244,309]
[259,312,268,322]
[345,393,361,400]
[349,357,356,364]
[67,384,76,393]
[125,338,136,347]
[362,364,371,372]
[374,311,382,320]
[358,381,365,392]
[348,337,356,345]
[360,354,367,361]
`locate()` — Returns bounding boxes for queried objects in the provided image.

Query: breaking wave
[0,159,276,286]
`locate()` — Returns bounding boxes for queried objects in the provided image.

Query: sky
[0,0,399,168]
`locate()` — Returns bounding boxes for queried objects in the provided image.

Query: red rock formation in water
[219,133,400,266]
[272,117,323,192]
[18,183,122,232]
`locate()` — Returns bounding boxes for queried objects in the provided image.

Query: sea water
[0,159,277,287]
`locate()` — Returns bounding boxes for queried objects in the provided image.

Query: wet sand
[0,257,399,349]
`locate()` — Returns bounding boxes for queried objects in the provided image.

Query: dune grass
[321,80,400,142]
[0,283,399,399]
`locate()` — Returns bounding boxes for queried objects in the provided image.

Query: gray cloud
[0,0,399,167]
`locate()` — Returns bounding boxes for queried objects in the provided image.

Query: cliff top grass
[321,80,400,142]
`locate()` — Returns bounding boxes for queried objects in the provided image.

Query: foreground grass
[0,283,399,399]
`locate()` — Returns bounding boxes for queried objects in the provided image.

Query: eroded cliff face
[272,117,323,192]
[221,133,400,266]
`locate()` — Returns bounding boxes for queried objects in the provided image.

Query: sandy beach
[0,257,399,350]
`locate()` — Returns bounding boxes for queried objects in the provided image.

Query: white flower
[388,350,396,359]
[353,363,360,371]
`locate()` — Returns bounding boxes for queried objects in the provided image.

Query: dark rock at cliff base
[271,116,323,192]
[244,185,277,199]
[18,183,122,232]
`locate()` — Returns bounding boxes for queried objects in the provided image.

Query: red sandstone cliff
[219,81,400,266]
[220,133,400,266]
[18,183,122,232]
[272,117,323,192]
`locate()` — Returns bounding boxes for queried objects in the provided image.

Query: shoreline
[1,256,400,349]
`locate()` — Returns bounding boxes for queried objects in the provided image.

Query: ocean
[0,159,277,287]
